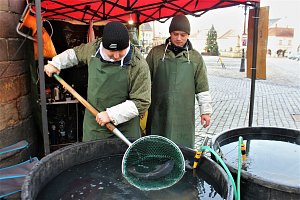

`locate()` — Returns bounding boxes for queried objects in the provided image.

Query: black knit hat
[169,15,190,35]
[102,21,129,50]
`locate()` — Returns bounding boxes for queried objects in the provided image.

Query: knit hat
[102,21,129,50]
[169,15,190,35]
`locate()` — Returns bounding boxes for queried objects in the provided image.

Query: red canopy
[34,0,260,24]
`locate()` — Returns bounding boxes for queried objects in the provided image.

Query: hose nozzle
[193,136,209,169]
[241,143,247,161]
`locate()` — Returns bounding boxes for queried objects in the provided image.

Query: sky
[153,0,300,46]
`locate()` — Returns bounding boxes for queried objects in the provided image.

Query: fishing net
[122,135,185,191]
[52,74,185,191]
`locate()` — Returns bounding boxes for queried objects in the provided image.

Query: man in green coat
[146,15,212,148]
[44,21,151,141]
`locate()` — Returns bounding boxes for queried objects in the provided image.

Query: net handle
[53,73,132,146]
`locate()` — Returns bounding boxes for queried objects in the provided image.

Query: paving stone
[194,56,300,149]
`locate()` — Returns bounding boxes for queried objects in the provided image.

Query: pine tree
[205,25,219,56]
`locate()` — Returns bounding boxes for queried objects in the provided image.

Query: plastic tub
[22,138,233,199]
[211,127,300,200]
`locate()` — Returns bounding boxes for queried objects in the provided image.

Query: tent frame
[33,0,260,155]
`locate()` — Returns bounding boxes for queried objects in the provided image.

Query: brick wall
[0,0,40,167]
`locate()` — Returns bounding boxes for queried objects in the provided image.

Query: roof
[218,29,239,39]
[269,18,281,27]
[268,27,294,37]
[140,23,152,31]
[31,0,260,25]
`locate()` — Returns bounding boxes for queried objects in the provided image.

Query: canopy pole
[248,2,260,127]
[35,0,50,155]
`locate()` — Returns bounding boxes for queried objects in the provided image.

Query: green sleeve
[191,51,209,93]
[146,48,155,79]
[146,45,165,81]
[73,40,99,66]
[129,48,151,114]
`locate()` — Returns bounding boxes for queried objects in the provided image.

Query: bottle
[65,92,71,101]
[49,124,57,145]
[45,87,52,103]
[58,119,66,139]
[71,84,75,100]
[60,86,66,101]
[53,86,60,101]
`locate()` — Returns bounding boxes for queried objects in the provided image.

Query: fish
[128,160,175,180]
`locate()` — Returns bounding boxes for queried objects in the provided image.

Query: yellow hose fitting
[193,151,202,169]
[193,136,209,169]
[241,143,247,161]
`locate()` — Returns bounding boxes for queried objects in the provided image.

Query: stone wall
[0,0,40,167]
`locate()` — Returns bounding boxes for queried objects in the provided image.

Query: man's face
[170,31,189,47]
[102,48,128,61]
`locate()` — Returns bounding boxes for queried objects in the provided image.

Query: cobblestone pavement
[194,56,300,149]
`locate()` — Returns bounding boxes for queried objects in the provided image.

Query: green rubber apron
[149,57,195,148]
[83,54,140,141]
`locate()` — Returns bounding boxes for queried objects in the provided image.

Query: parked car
[287,52,300,61]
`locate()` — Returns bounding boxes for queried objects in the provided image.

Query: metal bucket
[211,127,300,200]
[22,138,234,199]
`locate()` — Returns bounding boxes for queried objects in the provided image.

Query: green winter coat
[146,43,209,94]
[73,38,151,141]
[146,40,209,148]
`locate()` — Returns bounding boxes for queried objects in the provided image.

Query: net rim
[121,135,185,190]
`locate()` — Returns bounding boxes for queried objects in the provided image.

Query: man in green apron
[44,22,151,141]
[146,15,212,148]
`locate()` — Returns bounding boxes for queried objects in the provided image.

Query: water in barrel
[37,155,225,199]
[221,138,300,186]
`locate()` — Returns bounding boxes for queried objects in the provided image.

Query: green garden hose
[199,144,243,200]
[237,136,243,200]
